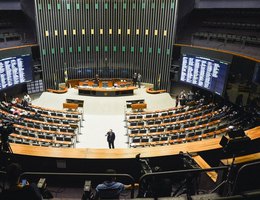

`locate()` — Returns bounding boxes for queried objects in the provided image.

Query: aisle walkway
[32,87,175,148]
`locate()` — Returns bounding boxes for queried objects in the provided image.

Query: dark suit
[107,131,115,149]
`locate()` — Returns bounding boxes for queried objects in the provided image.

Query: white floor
[32,86,175,149]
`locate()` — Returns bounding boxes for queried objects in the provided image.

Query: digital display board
[180,54,229,95]
[0,54,33,90]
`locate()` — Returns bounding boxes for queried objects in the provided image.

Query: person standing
[137,73,142,88]
[133,72,137,87]
[106,129,115,149]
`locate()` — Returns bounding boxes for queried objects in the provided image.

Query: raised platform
[78,86,137,96]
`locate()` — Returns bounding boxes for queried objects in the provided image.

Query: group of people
[133,72,142,88]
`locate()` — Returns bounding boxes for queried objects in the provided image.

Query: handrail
[138,166,229,197]
[21,172,136,198]
[232,160,260,195]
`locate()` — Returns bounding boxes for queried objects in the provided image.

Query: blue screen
[180,54,229,96]
[0,54,33,90]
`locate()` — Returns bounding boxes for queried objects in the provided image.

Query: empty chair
[157,127,164,132]
[170,134,178,140]
[141,138,149,143]
[179,133,186,139]
[137,121,145,126]
[178,116,185,121]
[131,129,139,134]
[195,131,202,136]
[187,132,195,138]
[203,129,210,134]
[60,128,67,132]
[54,119,60,124]
[129,115,136,120]
[51,112,57,116]
[67,129,75,133]
[168,111,174,115]
[47,118,54,123]
[43,111,49,115]
[45,135,53,140]
[136,115,143,119]
[150,128,157,133]
[153,114,159,118]
[50,127,57,131]
[166,126,173,131]
[189,122,196,127]
[152,137,160,142]
[145,114,152,118]
[147,121,154,125]
[56,136,64,141]
[21,131,29,136]
[163,119,170,123]
[161,112,168,116]
[63,121,69,125]
[175,125,181,130]
[160,136,168,141]
[171,118,176,122]
[132,137,141,143]
[28,133,36,138]
[34,124,42,129]
[155,120,161,125]
[66,114,72,118]
[139,129,147,134]
[130,122,137,126]
[43,126,50,131]
[64,137,72,142]
[57,113,63,117]
[27,123,34,128]
[38,134,45,139]
[182,123,189,129]
[72,115,78,118]
[208,127,216,132]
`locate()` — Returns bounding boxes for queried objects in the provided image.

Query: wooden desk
[78,86,137,96]
[63,103,78,111]
[221,152,260,165]
[66,99,84,107]
[131,103,147,111]
[9,126,260,159]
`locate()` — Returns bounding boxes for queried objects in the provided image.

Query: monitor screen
[180,54,229,96]
[0,54,33,90]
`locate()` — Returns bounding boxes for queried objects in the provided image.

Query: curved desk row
[10,126,260,159]
[78,86,138,96]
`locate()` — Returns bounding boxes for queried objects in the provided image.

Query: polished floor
[32,86,175,149]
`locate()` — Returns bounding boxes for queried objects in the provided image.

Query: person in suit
[106,129,115,149]
[133,72,138,87]
[137,73,142,88]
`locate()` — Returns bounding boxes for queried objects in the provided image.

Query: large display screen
[0,54,33,90]
[180,54,229,95]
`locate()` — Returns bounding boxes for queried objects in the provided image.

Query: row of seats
[202,21,260,31]
[192,31,260,46]
[126,101,210,120]
[130,127,228,148]
[127,110,220,132]
[127,107,216,127]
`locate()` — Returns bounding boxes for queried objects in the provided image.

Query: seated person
[95,169,138,199]
[95,169,124,199]
[0,163,42,200]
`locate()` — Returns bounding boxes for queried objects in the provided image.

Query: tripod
[211,154,236,196]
